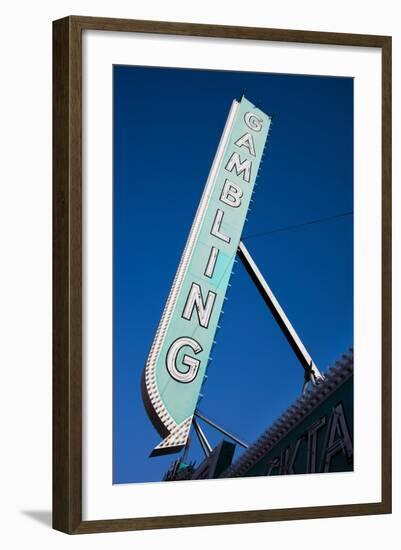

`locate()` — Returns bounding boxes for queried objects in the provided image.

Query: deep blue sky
[113,65,353,484]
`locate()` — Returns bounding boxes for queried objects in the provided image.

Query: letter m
[225,152,251,182]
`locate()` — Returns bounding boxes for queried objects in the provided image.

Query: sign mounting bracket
[194,410,249,449]
[192,416,212,457]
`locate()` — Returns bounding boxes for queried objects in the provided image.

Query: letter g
[166,337,203,383]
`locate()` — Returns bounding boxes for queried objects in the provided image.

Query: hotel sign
[142,96,271,456]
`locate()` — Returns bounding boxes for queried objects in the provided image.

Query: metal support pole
[192,417,212,457]
[195,410,249,449]
[181,436,191,463]
[237,241,324,386]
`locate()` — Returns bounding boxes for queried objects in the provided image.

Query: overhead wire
[242,211,353,241]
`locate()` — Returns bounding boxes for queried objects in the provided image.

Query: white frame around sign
[82,30,382,521]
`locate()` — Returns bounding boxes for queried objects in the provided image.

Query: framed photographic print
[53,16,392,534]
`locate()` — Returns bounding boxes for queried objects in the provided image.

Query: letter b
[220,179,243,208]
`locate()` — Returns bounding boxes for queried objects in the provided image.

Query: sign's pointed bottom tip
[149,417,193,457]
[149,443,185,458]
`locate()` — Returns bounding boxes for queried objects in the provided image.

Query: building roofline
[220,349,353,478]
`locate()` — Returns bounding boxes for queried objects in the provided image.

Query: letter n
[182,282,217,328]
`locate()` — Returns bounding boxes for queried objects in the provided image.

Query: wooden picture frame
[53,15,392,534]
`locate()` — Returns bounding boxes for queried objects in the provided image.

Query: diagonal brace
[237,241,324,386]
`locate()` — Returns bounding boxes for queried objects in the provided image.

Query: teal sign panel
[142,96,271,456]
